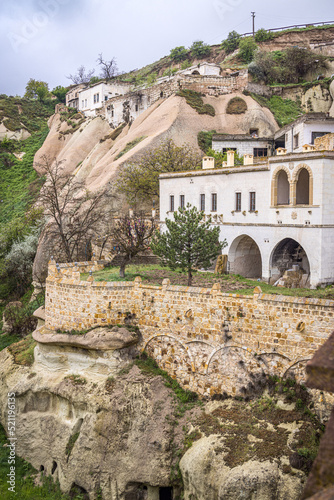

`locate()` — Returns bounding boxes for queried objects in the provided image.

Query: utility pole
[251,11,255,38]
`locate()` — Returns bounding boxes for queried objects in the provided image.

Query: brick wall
[45,263,334,396]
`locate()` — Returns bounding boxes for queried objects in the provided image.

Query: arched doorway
[277,170,290,205]
[296,168,310,204]
[270,238,310,279]
[228,235,262,278]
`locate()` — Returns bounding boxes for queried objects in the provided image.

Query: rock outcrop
[0,324,320,500]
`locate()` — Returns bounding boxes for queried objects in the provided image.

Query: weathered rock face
[0,347,179,499]
[180,432,306,500]
[0,333,321,499]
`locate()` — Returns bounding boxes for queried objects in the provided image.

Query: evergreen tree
[151,204,227,286]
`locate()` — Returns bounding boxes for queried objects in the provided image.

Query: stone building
[159,137,334,288]
[65,84,85,109]
[212,133,274,158]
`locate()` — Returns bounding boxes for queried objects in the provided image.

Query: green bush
[249,47,327,85]
[255,28,274,42]
[226,96,247,114]
[221,31,240,54]
[197,130,217,152]
[170,46,189,62]
[238,37,257,63]
[190,40,211,58]
[176,89,215,116]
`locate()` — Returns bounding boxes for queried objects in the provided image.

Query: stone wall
[102,71,249,127]
[44,262,334,397]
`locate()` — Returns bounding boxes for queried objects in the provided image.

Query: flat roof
[212,134,273,141]
[274,113,334,139]
[159,151,334,180]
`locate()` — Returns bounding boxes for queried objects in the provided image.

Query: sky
[0,0,333,96]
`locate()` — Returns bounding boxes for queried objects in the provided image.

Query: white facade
[275,114,334,153]
[159,151,334,287]
[78,82,131,116]
[180,62,221,76]
[212,135,273,157]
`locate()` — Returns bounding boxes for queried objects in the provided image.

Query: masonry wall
[45,263,334,396]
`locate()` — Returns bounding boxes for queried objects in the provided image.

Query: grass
[247,93,303,127]
[7,334,36,366]
[135,352,198,405]
[63,374,87,386]
[81,263,334,299]
[0,126,48,224]
[115,136,147,160]
[176,89,215,116]
[0,95,54,134]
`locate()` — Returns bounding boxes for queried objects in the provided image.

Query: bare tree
[109,213,157,277]
[67,65,95,85]
[97,53,118,81]
[37,155,112,262]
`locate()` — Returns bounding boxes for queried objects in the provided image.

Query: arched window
[296,168,310,205]
[277,170,290,205]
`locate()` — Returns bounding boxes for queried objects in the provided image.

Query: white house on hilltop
[159,135,334,288]
[77,81,132,117]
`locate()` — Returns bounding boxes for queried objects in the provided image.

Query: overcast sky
[1,0,333,96]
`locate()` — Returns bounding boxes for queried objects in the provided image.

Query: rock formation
[0,323,323,500]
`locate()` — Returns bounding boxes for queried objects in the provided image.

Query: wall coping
[46,269,334,308]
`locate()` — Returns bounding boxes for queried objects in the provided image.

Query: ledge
[33,325,140,351]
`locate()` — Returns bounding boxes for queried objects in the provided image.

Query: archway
[277,170,290,205]
[296,168,310,204]
[270,238,310,277]
[228,235,262,278]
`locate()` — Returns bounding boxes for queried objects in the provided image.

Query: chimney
[243,154,254,165]
[276,147,287,156]
[227,150,235,167]
[202,156,215,170]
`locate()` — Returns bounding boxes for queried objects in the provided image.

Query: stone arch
[270,238,310,277]
[185,340,214,373]
[192,70,200,75]
[271,166,291,206]
[206,345,266,396]
[282,358,312,383]
[206,345,265,374]
[257,352,292,377]
[291,163,313,205]
[143,334,195,372]
[228,234,262,278]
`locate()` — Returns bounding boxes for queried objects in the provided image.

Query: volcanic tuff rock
[0,325,314,500]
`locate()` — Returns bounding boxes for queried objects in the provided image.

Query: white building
[212,134,274,158]
[159,143,334,288]
[77,81,132,116]
[274,113,334,153]
[179,62,221,76]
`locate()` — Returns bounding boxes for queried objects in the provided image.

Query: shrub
[238,37,257,63]
[249,47,327,84]
[255,28,274,42]
[3,302,38,337]
[197,130,217,152]
[190,40,211,58]
[226,97,247,114]
[221,31,240,54]
[176,89,215,116]
[170,46,189,62]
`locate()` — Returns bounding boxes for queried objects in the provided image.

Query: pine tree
[151,204,227,286]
